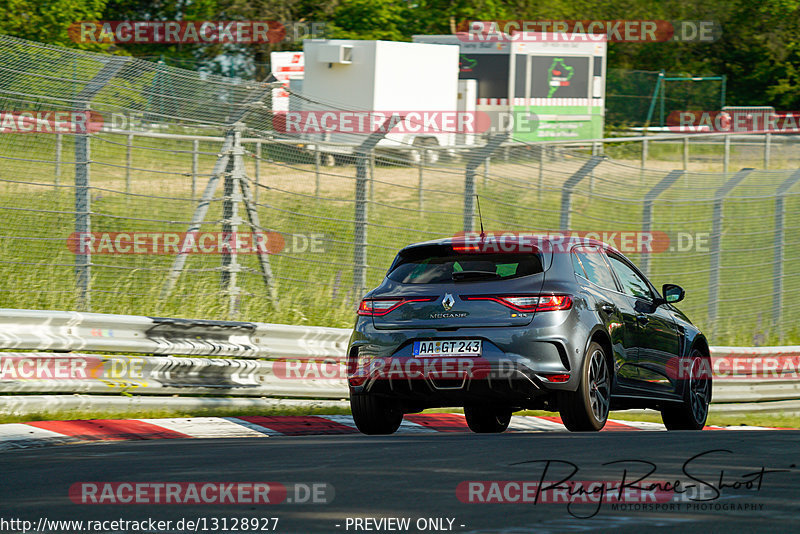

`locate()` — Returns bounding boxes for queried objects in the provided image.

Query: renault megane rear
[346,235,711,434]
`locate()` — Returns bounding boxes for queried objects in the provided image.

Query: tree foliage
[0,0,798,107]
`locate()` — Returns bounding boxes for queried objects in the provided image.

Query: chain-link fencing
[1,35,798,345]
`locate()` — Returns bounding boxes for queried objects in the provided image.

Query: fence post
[191,139,199,200]
[723,135,730,174]
[418,157,424,212]
[708,168,753,329]
[369,152,375,201]
[538,145,544,201]
[764,133,771,170]
[641,138,648,168]
[683,136,689,170]
[559,156,604,230]
[590,142,600,192]
[54,133,62,187]
[221,126,244,318]
[71,56,129,310]
[254,140,260,204]
[640,170,684,277]
[74,114,91,310]
[352,119,392,300]
[772,169,800,341]
[314,144,321,198]
[125,133,133,195]
[464,134,509,232]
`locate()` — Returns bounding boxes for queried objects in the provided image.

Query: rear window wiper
[452,270,501,281]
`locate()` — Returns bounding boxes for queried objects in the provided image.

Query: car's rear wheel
[464,405,512,433]
[661,350,711,430]
[558,342,610,431]
[350,393,403,435]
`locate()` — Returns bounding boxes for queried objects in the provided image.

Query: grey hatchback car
[346,235,712,434]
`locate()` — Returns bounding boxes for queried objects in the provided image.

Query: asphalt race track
[2,430,799,533]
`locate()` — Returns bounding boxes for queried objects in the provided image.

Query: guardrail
[1,309,798,415]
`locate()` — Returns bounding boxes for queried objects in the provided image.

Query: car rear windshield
[387,245,544,284]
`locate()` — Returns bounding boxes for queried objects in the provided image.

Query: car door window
[572,246,617,289]
[607,255,652,300]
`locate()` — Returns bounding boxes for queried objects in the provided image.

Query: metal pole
[75,112,91,311]
[641,138,648,183]
[54,133,62,187]
[68,56,129,310]
[764,133,771,170]
[723,135,730,174]
[369,152,375,202]
[418,157,424,212]
[314,144,321,199]
[772,170,800,341]
[559,156,604,230]
[683,136,689,170]
[708,168,753,328]
[538,145,544,201]
[354,156,369,298]
[191,139,199,200]
[125,133,132,195]
[221,128,243,318]
[463,134,510,232]
[464,167,476,232]
[254,141,260,204]
[641,139,648,168]
[483,156,490,188]
[644,71,664,130]
[640,170,684,277]
[352,119,393,300]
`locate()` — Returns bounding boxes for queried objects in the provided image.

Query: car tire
[558,341,611,431]
[464,405,512,433]
[661,350,711,430]
[350,393,403,435]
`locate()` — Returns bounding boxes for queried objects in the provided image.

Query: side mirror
[662,283,685,304]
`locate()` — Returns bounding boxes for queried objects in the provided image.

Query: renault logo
[442,293,455,311]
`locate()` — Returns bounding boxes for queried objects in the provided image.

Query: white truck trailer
[285,39,463,162]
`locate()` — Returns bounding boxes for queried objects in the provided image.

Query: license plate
[412,340,482,357]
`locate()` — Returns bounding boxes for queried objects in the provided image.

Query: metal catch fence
[0,35,799,345]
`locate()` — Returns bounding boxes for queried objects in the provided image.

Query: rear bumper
[350,363,550,409]
[347,316,585,408]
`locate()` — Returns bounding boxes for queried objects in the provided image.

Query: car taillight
[462,294,572,312]
[539,373,571,383]
[357,297,435,316]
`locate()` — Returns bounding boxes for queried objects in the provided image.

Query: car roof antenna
[475,194,485,239]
